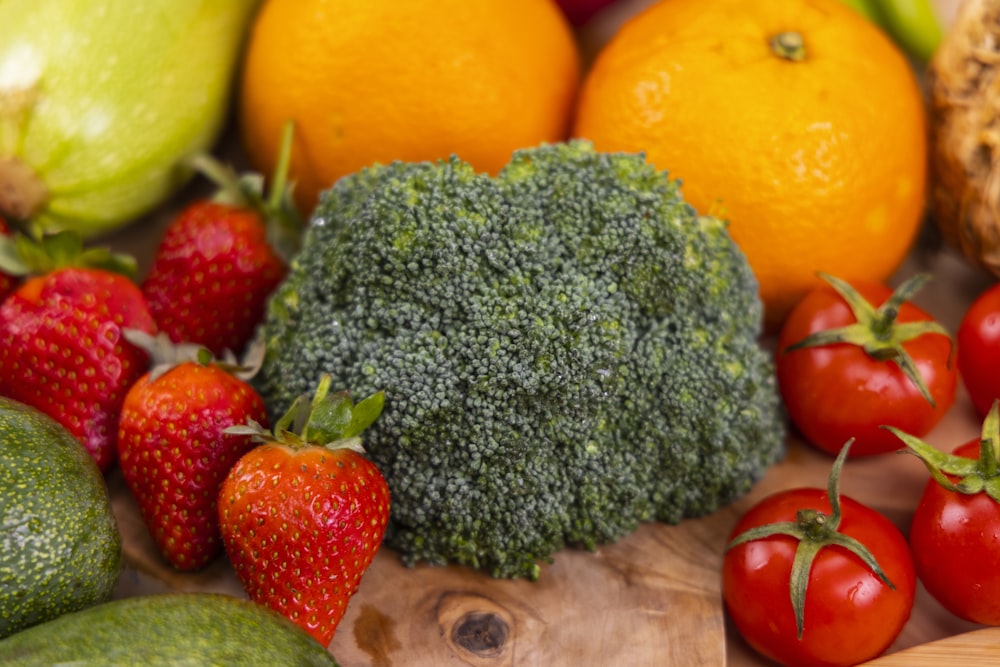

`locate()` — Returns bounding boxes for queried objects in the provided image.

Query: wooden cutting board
[106,243,993,666]
[110,464,738,666]
[861,627,1000,665]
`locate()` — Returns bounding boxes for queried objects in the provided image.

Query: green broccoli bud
[255,140,785,580]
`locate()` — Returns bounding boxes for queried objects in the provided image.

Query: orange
[573,0,928,330]
[239,0,580,216]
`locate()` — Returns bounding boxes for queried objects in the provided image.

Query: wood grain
[111,467,736,666]
[861,627,1000,666]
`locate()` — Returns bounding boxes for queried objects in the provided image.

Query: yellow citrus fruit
[239,0,580,215]
[573,0,928,330]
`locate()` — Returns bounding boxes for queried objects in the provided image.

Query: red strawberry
[219,376,390,646]
[117,333,269,571]
[142,122,302,358]
[0,231,154,471]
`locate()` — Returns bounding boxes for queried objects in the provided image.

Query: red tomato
[909,438,1000,625]
[723,486,916,666]
[957,282,1000,417]
[776,274,956,457]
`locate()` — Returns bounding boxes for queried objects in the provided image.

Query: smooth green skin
[0,593,341,666]
[0,396,122,639]
[0,0,260,238]
[836,0,943,63]
[874,0,943,63]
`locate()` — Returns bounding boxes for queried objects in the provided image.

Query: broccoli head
[255,140,785,580]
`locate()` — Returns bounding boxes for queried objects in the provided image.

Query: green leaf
[884,403,1000,503]
[305,390,355,443]
[343,390,385,439]
[267,374,385,451]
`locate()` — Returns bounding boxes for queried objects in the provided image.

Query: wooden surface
[106,185,995,667]
[862,627,1000,665]
[102,1,998,664]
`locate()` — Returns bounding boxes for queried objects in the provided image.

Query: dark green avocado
[0,593,341,665]
[0,396,122,638]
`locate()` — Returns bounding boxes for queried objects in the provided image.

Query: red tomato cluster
[723,273,1000,667]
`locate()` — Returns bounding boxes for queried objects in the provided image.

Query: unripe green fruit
[0,396,122,639]
[0,0,259,238]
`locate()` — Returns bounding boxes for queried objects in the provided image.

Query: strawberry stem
[239,374,385,453]
[186,120,303,263]
[268,121,295,214]
[261,120,303,263]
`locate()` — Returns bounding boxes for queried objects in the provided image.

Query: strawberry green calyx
[886,401,1000,503]
[228,374,385,453]
[187,120,302,263]
[122,329,262,382]
[725,440,896,639]
[785,272,953,406]
[0,228,137,279]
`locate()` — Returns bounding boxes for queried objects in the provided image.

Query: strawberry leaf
[306,390,354,443]
[343,390,386,439]
[264,374,385,451]
[0,229,136,278]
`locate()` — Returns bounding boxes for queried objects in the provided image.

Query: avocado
[0,593,341,665]
[0,396,122,638]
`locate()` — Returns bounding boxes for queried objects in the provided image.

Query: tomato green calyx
[226,374,385,453]
[886,400,1000,502]
[188,120,303,263]
[726,440,896,639]
[784,272,953,407]
[770,31,806,62]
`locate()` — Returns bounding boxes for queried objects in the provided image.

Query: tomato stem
[783,272,953,407]
[886,401,1000,503]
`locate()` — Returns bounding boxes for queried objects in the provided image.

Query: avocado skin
[0,593,342,665]
[0,396,122,638]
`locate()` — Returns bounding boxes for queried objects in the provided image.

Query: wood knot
[436,591,515,666]
[451,611,509,656]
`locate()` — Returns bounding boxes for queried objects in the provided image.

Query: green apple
[0,0,259,238]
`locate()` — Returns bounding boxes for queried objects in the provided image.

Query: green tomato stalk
[784,272,953,408]
[886,401,1000,502]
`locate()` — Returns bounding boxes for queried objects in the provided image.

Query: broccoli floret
[255,140,785,580]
